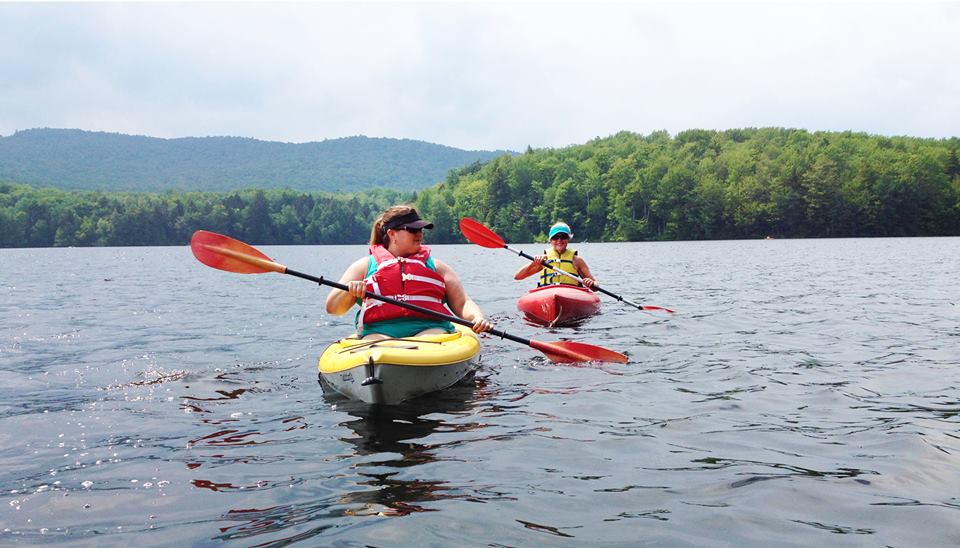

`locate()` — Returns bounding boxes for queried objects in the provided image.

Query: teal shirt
[355,255,456,338]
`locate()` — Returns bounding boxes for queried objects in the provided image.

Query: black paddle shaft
[284,268,532,347]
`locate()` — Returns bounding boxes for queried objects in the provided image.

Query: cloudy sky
[1,1,957,151]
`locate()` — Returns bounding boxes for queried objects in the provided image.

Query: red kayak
[517,285,601,327]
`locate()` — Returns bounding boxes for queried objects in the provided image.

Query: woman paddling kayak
[325,205,493,340]
[513,222,601,326]
[513,221,597,288]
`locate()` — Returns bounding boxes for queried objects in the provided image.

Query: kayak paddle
[190,230,628,364]
[459,217,674,313]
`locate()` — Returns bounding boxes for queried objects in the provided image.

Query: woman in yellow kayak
[514,222,597,288]
[325,205,493,340]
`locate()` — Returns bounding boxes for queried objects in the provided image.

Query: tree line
[415,128,960,243]
[0,184,408,247]
[2,128,958,248]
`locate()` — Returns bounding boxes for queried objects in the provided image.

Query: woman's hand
[583,277,597,289]
[471,316,493,334]
[326,257,371,315]
[347,280,366,298]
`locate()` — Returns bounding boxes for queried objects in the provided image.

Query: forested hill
[416,128,960,243]
[2,128,959,248]
[0,128,512,192]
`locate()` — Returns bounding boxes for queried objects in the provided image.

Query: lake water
[1,237,958,545]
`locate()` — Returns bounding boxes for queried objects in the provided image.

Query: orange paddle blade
[640,305,675,314]
[190,230,287,274]
[530,340,629,364]
[459,217,506,248]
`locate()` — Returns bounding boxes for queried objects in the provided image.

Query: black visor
[384,209,434,230]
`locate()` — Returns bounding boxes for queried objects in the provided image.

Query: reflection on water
[329,379,477,459]
[212,378,499,544]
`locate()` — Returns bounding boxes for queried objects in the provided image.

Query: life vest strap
[538,248,582,287]
[402,273,446,288]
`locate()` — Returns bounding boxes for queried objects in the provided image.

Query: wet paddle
[459,217,675,314]
[190,230,628,364]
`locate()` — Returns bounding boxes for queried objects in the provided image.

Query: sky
[1,1,958,151]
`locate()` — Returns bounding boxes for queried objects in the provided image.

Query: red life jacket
[359,244,450,327]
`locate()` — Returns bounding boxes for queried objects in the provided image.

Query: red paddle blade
[530,340,629,364]
[190,230,286,274]
[459,217,506,249]
[641,305,675,314]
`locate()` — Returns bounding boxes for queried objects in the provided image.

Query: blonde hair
[369,204,417,246]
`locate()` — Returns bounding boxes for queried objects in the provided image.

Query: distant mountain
[0,128,513,192]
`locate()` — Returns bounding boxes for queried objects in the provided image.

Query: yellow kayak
[317,324,481,404]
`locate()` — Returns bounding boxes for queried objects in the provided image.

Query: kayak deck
[517,284,601,327]
[318,324,481,404]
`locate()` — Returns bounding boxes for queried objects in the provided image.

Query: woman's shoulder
[346,255,372,272]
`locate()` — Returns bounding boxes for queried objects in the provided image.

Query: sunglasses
[396,226,422,234]
[550,234,570,241]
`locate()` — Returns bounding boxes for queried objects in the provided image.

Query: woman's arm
[514,254,546,280]
[573,256,597,288]
[436,259,492,333]
[325,257,371,315]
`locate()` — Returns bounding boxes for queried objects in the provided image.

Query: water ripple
[2,240,959,545]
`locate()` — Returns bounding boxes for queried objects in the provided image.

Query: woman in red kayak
[325,205,492,340]
[514,222,597,288]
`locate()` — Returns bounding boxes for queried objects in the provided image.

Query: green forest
[418,128,960,242]
[2,128,958,248]
[0,184,409,247]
